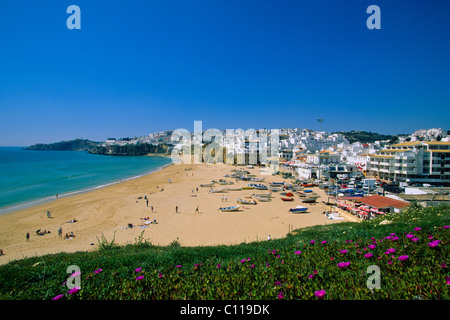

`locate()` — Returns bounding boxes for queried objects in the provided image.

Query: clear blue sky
[1,0,449,146]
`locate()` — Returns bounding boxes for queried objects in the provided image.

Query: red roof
[350,195,410,209]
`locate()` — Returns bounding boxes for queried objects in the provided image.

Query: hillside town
[102,127,450,210]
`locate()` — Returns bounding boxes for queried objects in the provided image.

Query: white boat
[301,197,317,203]
[250,177,265,182]
[210,187,228,193]
[237,198,257,205]
[252,192,272,198]
[253,196,271,202]
[227,187,242,191]
[247,183,268,190]
[269,185,284,191]
[218,205,241,212]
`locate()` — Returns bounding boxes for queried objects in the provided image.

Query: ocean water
[0,147,173,214]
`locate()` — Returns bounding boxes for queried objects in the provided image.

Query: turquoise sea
[0,147,173,214]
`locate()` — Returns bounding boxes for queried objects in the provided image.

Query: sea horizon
[0,147,173,215]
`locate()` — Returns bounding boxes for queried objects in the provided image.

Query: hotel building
[367,141,450,186]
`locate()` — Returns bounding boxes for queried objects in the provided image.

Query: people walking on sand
[58,227,62,238]
[151,205,154,212]
[195,206,199,214]
[26,232,30,242]
[146,198,149,207]
[175,206,178,213]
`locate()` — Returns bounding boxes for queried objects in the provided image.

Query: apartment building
[367,141,450,186]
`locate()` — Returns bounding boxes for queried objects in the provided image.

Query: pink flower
[364,253,373,259]
[411,237,419,242]
[135,275,144,281]
[70,271,81,278]
[443,225,449,229]
[274,280,281,287]
[241,259,248,263]
[67,287,80,295]
[308,274,314,279]
[398,255,409,261]
[321,240,327,244]
[135,268,142,273]
[337,262,351,268]
[446,276,450,285]
[314,290,326,299]
[385,248,396,254]
[52,294,64,300]
[428,240,440,248]
[368,244,376,249]
[295,250,301,255]
[94,269,102,274]
[310,240,315,244]
[406,234,414,239]
[414,227,421,231]
[339,250,348,254]
[441,263,447,268]
[277,291,284,299]
[330,256,334,260]
[175,265,182,268]
[158,272,163,278]
[217,264,221,269]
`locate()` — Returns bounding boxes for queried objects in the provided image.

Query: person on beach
[26,232,30,242]
[146,198,149,207]
[175,206,178,213]
[58,227,62,238]
[151,205,154,212]
[195,206,199,214]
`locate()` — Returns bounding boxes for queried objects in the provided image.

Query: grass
[0,204,449,300]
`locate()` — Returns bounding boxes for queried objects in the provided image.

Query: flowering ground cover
[0,205,448,300]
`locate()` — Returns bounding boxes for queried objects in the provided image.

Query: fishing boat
[251,177,265,182]
[237,198,257,205]
[252,192,272,198]
[210,187,228,193]
[289,206,308,213]
[281,192,294,197]
[253,196,271,202]
[281,197,294,201]
[301,197,317,203]
[227,187,242,191]
[247,183,268,190]
[218,180,234,185]
[200,182,215,187]
[241,186,254,190]
[218,205,241,212]
[269,184,284,191]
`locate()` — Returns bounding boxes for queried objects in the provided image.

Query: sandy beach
[0,160,347,265]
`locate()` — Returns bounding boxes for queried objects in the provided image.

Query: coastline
[0,154,174,216]
[0,159,347,265]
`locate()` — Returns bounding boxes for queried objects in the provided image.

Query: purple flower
[406,234,414,239]
[446,276,450,285]
[339,250,348,254]
[414,227,421,231]
[94,269,102,274]
[217,264,221,269]
[337,262,351,268]
[364,253,373,259]
[398,255,409,261]
[240,259,247,263]
[274,280,281,287]
[391,236,399,241]
[428,240,440,248]
[443,225,449,229]
[250,264,255,269]
[158,272,163,278]
[67,287,80,295]
[441,263,447,268]
[70,271,81,278]
[135,275,144,281]
[310,240,315,244]
[52,294,64,300]
[295,250,301,255]
[368,244,376,249]
[314,290,326,299]
[175,265,182,268]
[321,240,327,244]
[411,237,419,242]
[308,274,314,279]
[385,248,396,254]
[135,268,142,273]
[277,291,284,299]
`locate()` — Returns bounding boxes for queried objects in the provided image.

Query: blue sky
[1,0,449,146]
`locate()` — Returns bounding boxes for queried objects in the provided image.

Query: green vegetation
[24,139,100,151]
[0,205,448,300]
[332,130,406,144]
[89,143,170,156]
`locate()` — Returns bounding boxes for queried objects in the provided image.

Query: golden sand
[0,161,346,265]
